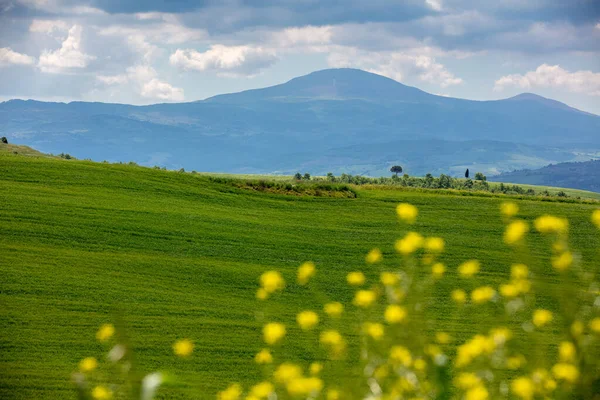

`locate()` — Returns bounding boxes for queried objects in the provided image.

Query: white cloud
[125,65,184,101]
[170,45,278,77]
[96,74,128,85]
[425,0,443,12]
[274,26,333,48]
[494,64,600,96]
[99,21,205,46]
[29,19,69,35]
[38,25,96,73]
[0,47,36,67]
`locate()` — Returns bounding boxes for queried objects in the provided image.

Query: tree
[294,173,302,180]
[465,168,470,178]
[303,173,311,181]
[1,137,7,144]
[326,172,335,182]
[474,172,486,181]
[390,165,403,176]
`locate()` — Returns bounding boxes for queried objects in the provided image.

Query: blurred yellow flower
[511,377,534,399]
[260,271,285,293]
[425,237,445,253]
[552,363,579,383]
[592,209,600,228]
[365,248,382,264]
[389,345,412,367]
[534,215,568,234]
[380,271,399,286]
[346,271,365,286]
[92,385,112,400]
[435,332,452,344]
[511,264,529,280]
[506,355,526,369]
[254,349,273,364]
[256,288,268,300]
[458,260,480,277]
[364,322,385,340]
[263,323,286,345]
[297,261,316,285]
[500,202,518,217]
[431,262,446,279]
[274,363,302,384]
[551,251,573,271]
[320,330,346,358]
[559,341,576,363]
[589,317,600,333]
[353,290,376,308]
[384,304,407,324]
[500,283,519,298]
[504,220,529,245]
[490,327,512,345]
[395,232,424,255]
[249,381,274,398]
[326,389,341,400]
[571,320,584,337]
[533,309,553,328]
[471,286,496,304]
[79,357,97,373]
[396,203,418,223]
[454,372,481,389]
[413,358,427,371]
[286,377,323,396]
[296,311,319,331]
[452,289,467,304]
[309,362,322,375]
[217,383,242,400]
[465,385,488,400]
[323,302,344,318]
[96,324,115,342]
[173,339,194,357]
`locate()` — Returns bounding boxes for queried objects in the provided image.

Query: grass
[0,150,599,399]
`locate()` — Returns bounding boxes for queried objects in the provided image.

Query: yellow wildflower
[256,288,268,300]
[327,389,341,400]
[533,309,553,328]
[458,260,480,277]
[499,283,519,298]
[435,332,451,344]
[552,251,573,271]
[79,357,97,373]
[431,263,446,279]
[263,323,286,345]
[571,320,584,337]
[559,341,576,363]
[414,358,427,371]
[454,372,481,389]
[254,349,273,364]
[346,271,365,286]
[260,271,285,293]
[552,363,579,383]
[320,330,346,358]
[504,220,529,245]
[250,381,274,398]
[364,322,385,340]
[365,248,383,264]
[353,290,376,308]
[389,346,412,367]
[511,264,529,280]
[396,203,418,223]
[309,362,322,375]
[592,209,600,228]
[380,271,399,286]
[173,338,194,357]
[456,335,495,367]
[297,262,316,285]
[274,363,302,384]
[514,279,531,294]
[323,302,344,318]
[395,232,424,254]
[506,355,526,369]
[500,202,518,217]
[296,311,319,331]
[385,304,407,324]
[217,384,242,400]
[490,327,512,345]
[534,215,568,234]
[96,324,115,342]
[92,386,112,400]
[452,289,467,304]
[511,377,534,399]
[465,385,488,400]
[425,237,445,253]
[590,317,600,333]
[471,286,496,304]
[286,377,323,396]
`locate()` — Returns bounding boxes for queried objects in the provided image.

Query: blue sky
[0,0,599,114]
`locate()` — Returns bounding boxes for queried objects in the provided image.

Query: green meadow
[1,149,599,399]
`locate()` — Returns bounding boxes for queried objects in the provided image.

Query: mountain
[493,159,600,193]
[1,68,599,176]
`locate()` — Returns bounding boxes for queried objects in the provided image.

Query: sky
[0,0,599,114]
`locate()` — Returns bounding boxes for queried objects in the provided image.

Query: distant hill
[1,68,599,176]
[493,159,600,193]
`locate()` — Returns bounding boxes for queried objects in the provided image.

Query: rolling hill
[1,68,599,177]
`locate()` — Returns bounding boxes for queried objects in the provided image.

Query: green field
[1,149,599,399]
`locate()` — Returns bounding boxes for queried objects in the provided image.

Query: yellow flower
[384,304,407,324]
[506,355,526,369]
[500,202,518,217]
[173,338,194,357]
[452,289,467,304]
[504,220,529,245]
[79,357,97,373]
[346,271,365,286]
[309,362,322,375]
[454,372,481,389]
[552,251,573,271]
[571,320,584,337]
[364,322,385,340]
[256,288,268,300]
[254,349,273,364]
[296,311,319,331]
[490,327,512,345]
[435,332,451,344]
[458,260,480,277]
[431,263,446,279]
[297,262,316,285]
[533,309,553,328]
[260,271,285,293]
[499,283,519,298]
[396,203,418,224]
[455,335,495,367]
[263,323,286,345]
[250,381,274,398]
[96,324,115,342]
[511,377,534,399]
[286,377,323,396]
[534,215,568,234]
[274,363,302,384]
[92,386,112,400]
[353,290,376,308]
[559,341,576,363]
[511,264,529,280]
[395,232,424,255]
[320,330,346,358]
[389,346,412,367]
[514,279,531,294]
[380,272,399,286]
[552,363,579,383]
[327,389,341,400]
[365,248,383,264]
[465,385,488,400]
[592,209,600,228]
[590,317,600,333]
[425,237,445,253]
[323,302,344,318]
[413,358,427,371]
[217,383,242,400]
[471,286,496,304]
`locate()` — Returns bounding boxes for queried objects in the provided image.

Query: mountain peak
[505,92,596,116]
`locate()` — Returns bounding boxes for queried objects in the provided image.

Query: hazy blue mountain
[1,68,599,176]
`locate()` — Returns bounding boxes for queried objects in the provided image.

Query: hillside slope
[1,152,599,399]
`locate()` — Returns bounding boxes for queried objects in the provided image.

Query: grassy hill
[1,150,599,399]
